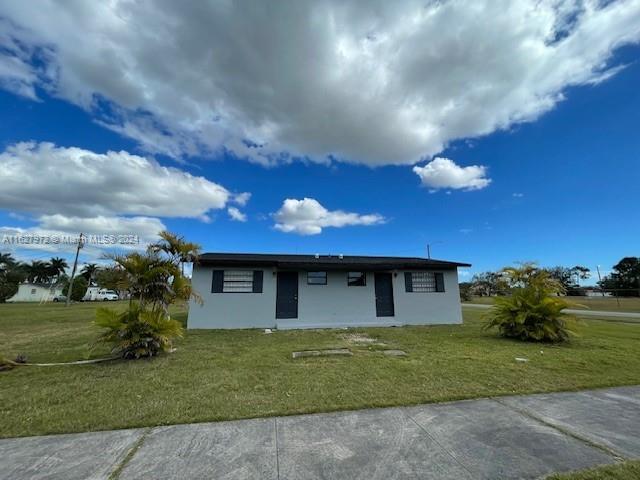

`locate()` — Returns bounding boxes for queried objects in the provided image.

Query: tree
[484,263,577,342]
[600,257,640,297]
[49,257,69,282]
[81,263,100,283]
[94,230,201,360]
[571,266,591,286]
[459,282,473,302]
[149,230,201,275]
[95,266,128,294]
[0,253,25,303]
[471,271,509,296]
[25,260,53,284]
[544,266,575,290]
[63,276,88,301]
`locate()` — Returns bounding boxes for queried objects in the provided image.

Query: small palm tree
[484,263,577,342]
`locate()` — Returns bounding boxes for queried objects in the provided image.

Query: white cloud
[0,142,248,218]
[227,207,247,222]
[0,215,165,256]
[512,192,525,198]
[273,198,385,235]
[0,1,638,166]
[413,157,491,191]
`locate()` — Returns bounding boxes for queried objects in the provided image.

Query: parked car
[96,289,119,301]
[52,295,67,302]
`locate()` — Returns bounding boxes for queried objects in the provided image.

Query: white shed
[7,283,65,303]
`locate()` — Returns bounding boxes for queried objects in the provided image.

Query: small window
[223,270,254,292]
[347,272,366,286]
[307,271,327,285]
[31,288,37,295]
[405,272,445,293]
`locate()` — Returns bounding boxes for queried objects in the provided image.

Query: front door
[276,271,298,319]
[374,272,395,317]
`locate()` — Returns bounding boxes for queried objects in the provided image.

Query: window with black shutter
[405,271,445,293]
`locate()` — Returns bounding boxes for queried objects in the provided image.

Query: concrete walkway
[2,386,639,480]
[463,302,640,319]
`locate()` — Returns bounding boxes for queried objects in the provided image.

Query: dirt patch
[340,333,386,346]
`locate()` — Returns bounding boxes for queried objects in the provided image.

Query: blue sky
[0,1,639,282]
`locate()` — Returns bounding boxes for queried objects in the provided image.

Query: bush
[484,263,577,342]
[459,282,473,302]
[63,276,88,301]
[94,304,184,359]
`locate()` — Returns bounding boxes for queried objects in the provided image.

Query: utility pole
[427,244,431,259]
[66,233,84,306]
[596,265,606,298]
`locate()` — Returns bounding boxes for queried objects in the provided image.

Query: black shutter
[211,270,224,293]
[435,272,445,292]
[252,270,263,293]
[404,272,413,292]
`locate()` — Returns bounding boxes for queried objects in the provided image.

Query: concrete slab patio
[1,386,639,480]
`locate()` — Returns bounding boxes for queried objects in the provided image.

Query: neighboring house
[188,253,471,330]
[7,282,65,303]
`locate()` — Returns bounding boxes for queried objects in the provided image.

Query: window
[347,271,366,286]
[31,288,36,295]
[307,271,327,285]
[223,270,254,292]
[405,272,445,293]
[211,270,263,293]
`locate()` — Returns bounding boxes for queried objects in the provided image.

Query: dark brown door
[276,271,298,319]
[374,272,395,317]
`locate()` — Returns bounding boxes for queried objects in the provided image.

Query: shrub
[484,263,577,342]
[63,276,88,301]
[94,305,184,359]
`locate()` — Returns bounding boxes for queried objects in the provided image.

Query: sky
[0,0,639,283]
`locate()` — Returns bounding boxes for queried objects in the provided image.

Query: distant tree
[471,271,509,296]
[0,253,26,303]
[459,282,473,302]
[95,266,128,294]
[81,263,100,283]
[544,266,575,290]
[599,257,640,297]
[62,276,88,301]
[25,260,53,284]
[571,266,591,286]
[49,257,69,282]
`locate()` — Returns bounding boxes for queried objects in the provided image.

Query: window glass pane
[348,271,366,286]
[223,270,254,292]
[411,272,436,292]
[307,271,327,285]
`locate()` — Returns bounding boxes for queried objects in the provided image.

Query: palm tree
[81,263,100,284]
[49,257,69,283]
[0,253,16,269]
[149,230,201,275]
[26,260,52,284]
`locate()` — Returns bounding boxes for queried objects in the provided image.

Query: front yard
[1,301,640,438]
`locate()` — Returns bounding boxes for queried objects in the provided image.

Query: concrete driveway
[1,386,639,480]
[463,302,640,319]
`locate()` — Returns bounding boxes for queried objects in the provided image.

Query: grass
[548,461,640,479]
[1,301,640,438]
[466,295,640,313]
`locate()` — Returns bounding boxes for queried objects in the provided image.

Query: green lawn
[548,461,640,480]
[1,301,640,438]
[466,295,640,313]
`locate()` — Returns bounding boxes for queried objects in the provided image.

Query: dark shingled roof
[197,253,471,270]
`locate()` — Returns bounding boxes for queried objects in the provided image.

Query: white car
[96,289,119,301]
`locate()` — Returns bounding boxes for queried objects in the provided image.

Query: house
[7,282,65,303]
[188,253,471,330]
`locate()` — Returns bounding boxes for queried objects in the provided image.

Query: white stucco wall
[6,284,64,302]
[188,265,463,330]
